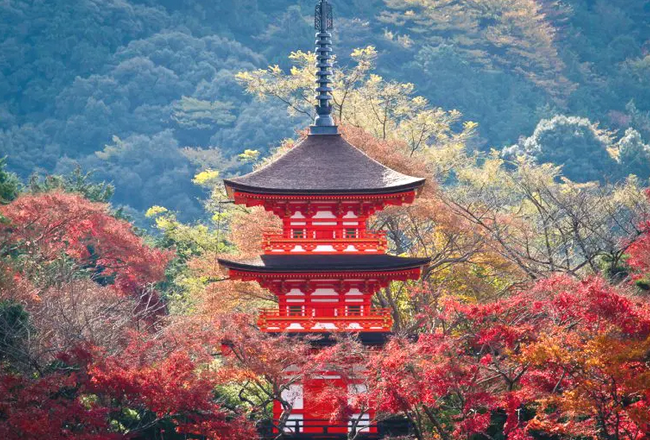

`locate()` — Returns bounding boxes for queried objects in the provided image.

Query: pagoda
[218,1,430,437]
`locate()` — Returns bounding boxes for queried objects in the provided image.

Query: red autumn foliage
[0,347,114,440]
[0,191,173,295]
[0,332,258,440]
[316,276,650,440]
[88,331,258,440]
[212,313,315,432]
[0,191,260,440]
[1,182,649,440]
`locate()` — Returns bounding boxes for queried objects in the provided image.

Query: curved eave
[223,178,426,198]
[218,255,431,274]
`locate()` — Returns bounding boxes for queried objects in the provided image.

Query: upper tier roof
[224,134,426,195]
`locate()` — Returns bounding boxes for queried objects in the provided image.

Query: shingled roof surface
[218,254,430,273]
[224,134,426,195]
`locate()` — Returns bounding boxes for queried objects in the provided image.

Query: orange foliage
[229,207,281,259]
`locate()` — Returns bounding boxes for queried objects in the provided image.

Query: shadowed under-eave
[218,254,430,273]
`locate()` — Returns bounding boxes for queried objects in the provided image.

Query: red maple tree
[315,276,650,440]
[0,191,173,296]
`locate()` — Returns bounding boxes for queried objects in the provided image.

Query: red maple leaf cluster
[0,192,173,296]
[0,192,257,440]
[319,276,650,440]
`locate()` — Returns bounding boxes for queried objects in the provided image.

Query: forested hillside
[2,0,650,219]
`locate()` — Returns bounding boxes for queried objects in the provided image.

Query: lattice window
[288,305,305,316]
[346,305,362,316]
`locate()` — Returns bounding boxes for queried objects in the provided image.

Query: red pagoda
[218,1,430,437]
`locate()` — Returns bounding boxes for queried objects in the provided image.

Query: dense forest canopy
[2,0,650,219]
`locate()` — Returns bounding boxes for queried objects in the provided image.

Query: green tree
[617,127,650,180]
[80,131,202,218]
[503,115,618,183]
[27,167,114,203]
[171,97,235,131]
[0,158,20,204]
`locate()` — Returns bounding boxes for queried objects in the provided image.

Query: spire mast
[310,0,338,135]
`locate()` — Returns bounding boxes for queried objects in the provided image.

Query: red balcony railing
[273,418,378,436]
[262,231,387,253]
[258,307,392,332]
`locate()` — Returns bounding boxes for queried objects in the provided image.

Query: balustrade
[262,230,387,253]
[258,306,392,332]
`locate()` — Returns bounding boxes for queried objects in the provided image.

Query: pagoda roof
[224,134,426,196]
[218,254,430,273]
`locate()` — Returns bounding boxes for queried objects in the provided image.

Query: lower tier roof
[218,254,430,273]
